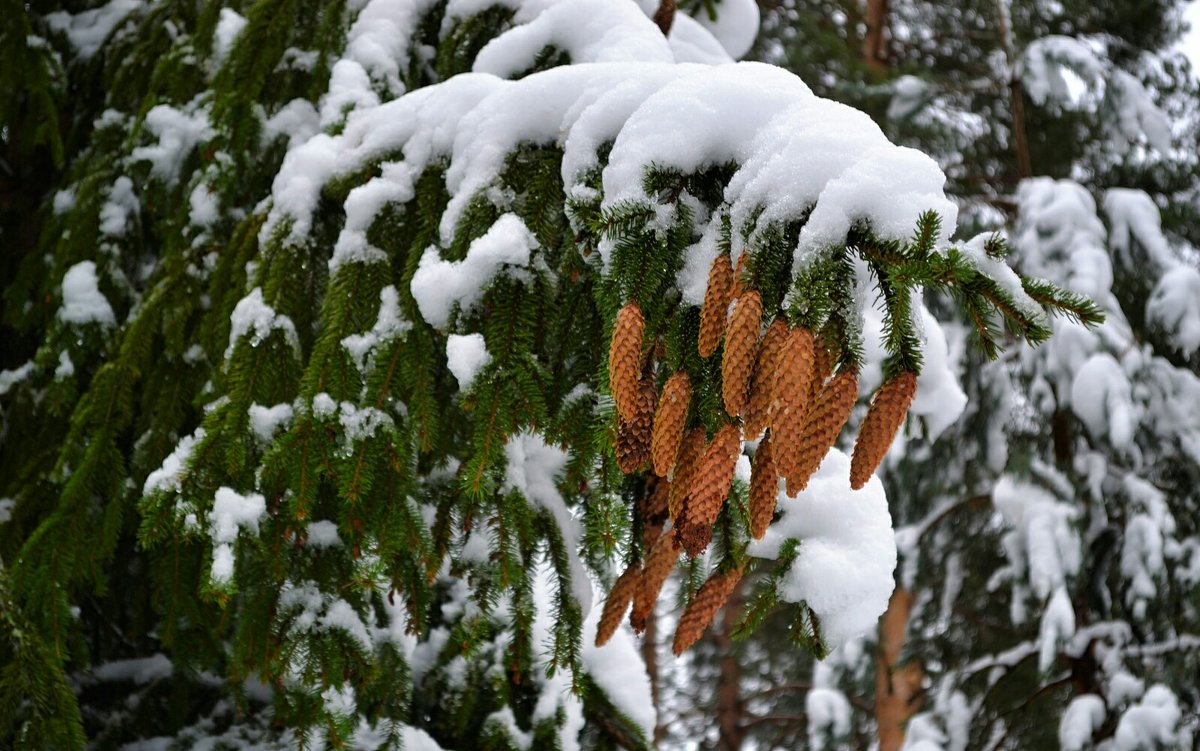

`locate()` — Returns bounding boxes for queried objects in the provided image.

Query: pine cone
[609,302,644,421]
[744,318,788,440]
[631,536,679,633]
[771,327,816,479]
[721,291,763,418]
[812,341,835,402]
[668,426,706,523]
[672,566,744,654]
[596,563,641,647]
[674,424,741,557]
[642,475,671,549]
[786,368,859,496]
[651,371,692,476]
[732,251,750,296]
[617,372,657,473]
[749,432,778,540]
[698,254,734,358]
[850,371,917,490]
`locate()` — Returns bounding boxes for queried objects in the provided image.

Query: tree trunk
[875,588,924,751]
[715,579,745,751]
[862,0,890,70]
[994,0,1032,179]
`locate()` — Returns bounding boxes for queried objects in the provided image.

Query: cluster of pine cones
[598,253,918,653]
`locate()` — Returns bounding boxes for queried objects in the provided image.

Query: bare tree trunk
[715,580,745,751]
[642,607,663,746]
[875,588,924,751]
[994,0,1032,179]
[653,0,676,36]
[862,0,890,70]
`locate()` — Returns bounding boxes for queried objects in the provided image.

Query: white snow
[188,183,219,227]
[446,333,491,390]
[92,654,173,685]
[0,361,35,396]
[44,0,142,61]
[503,432,593,616]
[685,0,760,59]
[144,429,205,496]
[1113,685,1185,750]
[340,285,412,371]
[0,498,13,524]
[53,189,76,215]
[209,487,267,585]
[131,101,215,186]
[225,287,301,360]
[306,520,342,548]
[1059,695,1105,751]
[1147,266,1200,357]
[747,448,896,647]
[60,261,116,326]
[99,176,139,237]
[55,350,75,379]
[213,8,247,64]
[248,402,294,443]
[411,214,537,328]
[1070,353,1135,450]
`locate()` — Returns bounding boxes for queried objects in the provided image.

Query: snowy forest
[2,0,1199,748]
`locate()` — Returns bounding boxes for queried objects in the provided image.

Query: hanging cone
[785,368,859,496]
[668,426,705,523]
[672,566,744,654]
[721,291,763,418]
[850,371,918,490]
[732,250,750,296]
[617,372,657,473]
[608,302,644,422]
[698,254,734,358]
[642,475,671,549]
[770,327,817,479]
[744,318,788,440]
[749,432,778,540]
[675,424,741,557]
[809,340,834,405]
[630,535,680,633]
[651,371,692,476]
[596,563,641,647]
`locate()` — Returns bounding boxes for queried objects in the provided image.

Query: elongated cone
[617,373,657,473]
[809,341,834,404]
[668,427,705,522]
[744,319,788,440]
[609,302,644,421]
[698,254,734,358]
[749,432,778,539]
[642,475,671,549]
[850,371,918,489]
[631,536,680,633]
[786,368,859,495]
[732,251,750,296]
[771,328,816,479]
[596,563,641,646]
[651,372,692,476]
[672,566,744,654]
[675,424,741,556]
[722,291,763,417]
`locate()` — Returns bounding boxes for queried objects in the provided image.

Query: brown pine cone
[721,291,763,418]
[674,424,741,557]
[630,536,679,633]
[616,375,656,473]
[642,475,671,549]
[651,372,692,476]
[596,563,641,647]
[749,432,778,540]
[850,371,917,490]
[672,566,744,654]
[771,327,817,479]
[744,318,788,440]
[785,368,859,496]
[609,302,644,421]
[668,426,706,523]
[698,255,734,358]
[809,340,834,404]
[732,251,750,296]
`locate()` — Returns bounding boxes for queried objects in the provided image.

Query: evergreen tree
[1,0,1095,747]
[691,1,1200,749]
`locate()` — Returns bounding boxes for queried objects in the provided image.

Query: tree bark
[653,0,676,36]
[862,0,890,70]
[715,579,745,751]
[875,588,924,751]
[994,0,1032,179]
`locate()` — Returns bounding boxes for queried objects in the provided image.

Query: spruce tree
[1,0,1096,747]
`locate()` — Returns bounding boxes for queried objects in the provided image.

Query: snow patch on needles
[747,448,896,647]
[446,333,491,390]
[504,433,593,616]
[341,286,412,371]
[412,214,537,329]
[226,287,300,360]
[144,429,206,496]
[209,487,267,585]
[213,9,247,64]
[131,100,215,186]
[60,261,116,326]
